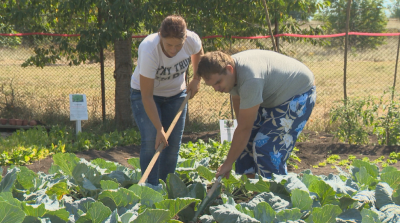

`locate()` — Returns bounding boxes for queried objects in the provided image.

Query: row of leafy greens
[0,153,399,222]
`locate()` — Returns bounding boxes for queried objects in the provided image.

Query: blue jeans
[130,88,187,185]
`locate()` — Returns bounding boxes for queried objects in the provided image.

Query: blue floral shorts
[235,86,316,178]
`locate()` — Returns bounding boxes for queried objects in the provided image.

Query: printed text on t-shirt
[155,57,191,81]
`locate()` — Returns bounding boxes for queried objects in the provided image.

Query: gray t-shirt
[229,49,314,109]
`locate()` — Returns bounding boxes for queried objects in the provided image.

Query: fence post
[343,0,351,102]
[343,0,352,141]
[230,95,234,119]
[386,34,400,145]
[100,47,106,121]
[391,34,400,102]
[98,7,106,121]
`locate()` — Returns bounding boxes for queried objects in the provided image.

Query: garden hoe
[190,175,223,223]
[138,91,192,184]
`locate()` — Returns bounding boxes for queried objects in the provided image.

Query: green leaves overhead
[2,0,330,67]
[315,0,387,50]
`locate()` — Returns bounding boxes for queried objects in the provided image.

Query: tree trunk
[114,37,134,129]
[274,0,280,52]
[274,12,280,53]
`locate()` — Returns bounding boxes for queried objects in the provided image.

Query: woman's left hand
[187,78,201,99]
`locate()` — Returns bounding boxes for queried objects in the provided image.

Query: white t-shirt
[131,30,202,97]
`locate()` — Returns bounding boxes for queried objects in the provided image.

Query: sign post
[69,94,88,135]
[219,119,238,143]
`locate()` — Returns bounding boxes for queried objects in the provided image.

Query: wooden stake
[343,0,352,102]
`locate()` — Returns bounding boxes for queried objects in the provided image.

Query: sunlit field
[1,32,399,131]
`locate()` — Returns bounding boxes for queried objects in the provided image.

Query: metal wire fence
[0,33,399,130]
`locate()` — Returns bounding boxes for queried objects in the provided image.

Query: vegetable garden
[0,125,400,222]
[1,0,400,221]
[1,151,400,222]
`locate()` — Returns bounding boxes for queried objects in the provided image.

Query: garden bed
[1,129,400,222]
[20,129,400,176]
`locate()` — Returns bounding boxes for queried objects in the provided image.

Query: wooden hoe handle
[138,91,192,184]
[206,176,222,197]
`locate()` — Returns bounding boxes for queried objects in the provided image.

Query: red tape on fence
[1,32,399,38]
[227,32,400,39]
[0,32,80,37]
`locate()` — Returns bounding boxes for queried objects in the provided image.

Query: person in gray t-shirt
[197,49,317,179]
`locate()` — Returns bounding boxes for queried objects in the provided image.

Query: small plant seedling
[389,152,400,160]
[327,154,341,164]
[372,156,385,164]
[387,159,398,164]
[362,157,370,162]
[348,155,356,161]
[338,159,350,166]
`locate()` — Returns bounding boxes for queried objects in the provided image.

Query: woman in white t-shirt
[130,15,203,185]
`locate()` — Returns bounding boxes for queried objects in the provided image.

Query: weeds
[0,126,141,165]
[287,147,301,169]
[313,153,400,170]
[329,89,400,146]
[297,132,310,142]
[330,96,376,145]
[373,89,400,145]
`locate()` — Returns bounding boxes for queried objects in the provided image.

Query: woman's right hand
[155,127,168,150]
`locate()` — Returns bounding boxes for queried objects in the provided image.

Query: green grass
[1,35,400,132]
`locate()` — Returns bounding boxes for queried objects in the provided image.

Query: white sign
[69,94,88,121]
[219,119,238,143]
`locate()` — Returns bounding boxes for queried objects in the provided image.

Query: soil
[2,129,400,176]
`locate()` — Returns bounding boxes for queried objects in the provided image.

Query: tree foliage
[0,2,21,47]
[315,0,388,50]
[1,0,150,67]
[2,0,330,62]
[389,0,400,19]
[0,23,21,48]
[1,0,330,126]
[261,0,330,52]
